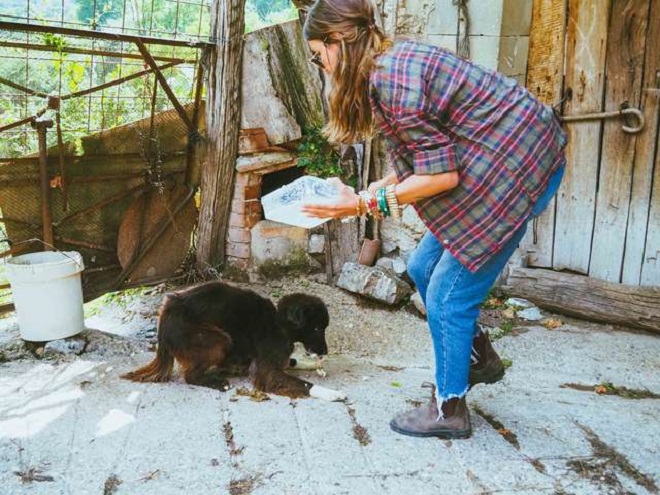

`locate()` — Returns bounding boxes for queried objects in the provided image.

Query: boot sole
[389,421,472,439]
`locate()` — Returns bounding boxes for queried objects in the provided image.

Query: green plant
[296,127,343,179]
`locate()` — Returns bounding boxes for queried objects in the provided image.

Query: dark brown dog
[121,281,333,398]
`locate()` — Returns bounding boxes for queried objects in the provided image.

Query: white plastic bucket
[6,251,85,342]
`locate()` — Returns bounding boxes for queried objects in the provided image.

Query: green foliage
[76,0,123,27]
[245,0,297,33]
[42,33,66,52]
[296,127,342,179]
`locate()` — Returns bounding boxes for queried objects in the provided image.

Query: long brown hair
[303,0,392,144]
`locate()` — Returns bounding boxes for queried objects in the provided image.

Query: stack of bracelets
[356,184,401,219]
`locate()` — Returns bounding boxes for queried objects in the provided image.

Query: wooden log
[589,0,648,283]
[553,0,611,274]
[502,267,660,333]
[521,0,567,268]
[196,0,245,271]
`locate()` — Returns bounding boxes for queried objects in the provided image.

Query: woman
[301,0,567,439]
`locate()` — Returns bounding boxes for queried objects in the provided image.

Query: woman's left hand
[301,177,359,219]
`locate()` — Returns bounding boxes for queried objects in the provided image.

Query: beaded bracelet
[385,184,401,219]
[358,191,379,217]
[376,187,391,217]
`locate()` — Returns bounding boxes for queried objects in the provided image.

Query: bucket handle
[5,238,84,270]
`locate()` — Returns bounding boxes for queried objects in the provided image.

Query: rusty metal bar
[0,151,187,165]
[0,61,183,134]
[135,39,193,131]
[53,170,180,227]
[54,107,68,210]
[30,117,55,251]
[54,181,151,227]
[0,76,49,98]
[84,264,122,274]
[60,60,182,101]
[0,217,39,228]
[0,21,213,48]
[0,108,47,133]
[54,235,115,253]
[0,40,193,63]
[0,170,185,188]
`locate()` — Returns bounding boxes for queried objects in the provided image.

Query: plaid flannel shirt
[369,40,567,272]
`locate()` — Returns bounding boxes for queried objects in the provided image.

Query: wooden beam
[503,267,660,333]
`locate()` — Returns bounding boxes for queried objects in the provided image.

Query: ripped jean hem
[435,384,469,420]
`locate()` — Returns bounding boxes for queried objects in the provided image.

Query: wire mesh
[0,0,210,158]
[0,0,210,306]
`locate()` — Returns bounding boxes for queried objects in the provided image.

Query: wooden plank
[520,0,567,268]
[553,0,611,274]
[589,0,648,282]
[629,1,660,286]
[503,267,660,333]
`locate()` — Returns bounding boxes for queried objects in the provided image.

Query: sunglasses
[309,51,324,69]
[308,37,332,70]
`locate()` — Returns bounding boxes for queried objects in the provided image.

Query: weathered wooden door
[524,0,660,287]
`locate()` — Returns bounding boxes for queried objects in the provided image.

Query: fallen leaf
[595,385,608,394]
[501,308,516,319]
[542,318,563,329]
[235,387,270,402]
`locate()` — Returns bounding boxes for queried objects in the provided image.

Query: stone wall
[376,0,533,82]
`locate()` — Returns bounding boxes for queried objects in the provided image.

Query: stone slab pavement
[0,313,658,494]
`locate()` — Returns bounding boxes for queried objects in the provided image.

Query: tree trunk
[196,0,245,273]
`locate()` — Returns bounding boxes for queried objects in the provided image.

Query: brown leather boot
[469,326,505,388]
[390,384,472,439]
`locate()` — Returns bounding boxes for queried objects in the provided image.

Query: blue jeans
[406,165,564,403]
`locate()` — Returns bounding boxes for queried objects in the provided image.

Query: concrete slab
[1,279,658,495]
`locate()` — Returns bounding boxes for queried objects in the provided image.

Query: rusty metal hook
[560,107,645,134]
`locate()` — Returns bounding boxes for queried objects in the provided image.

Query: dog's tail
[121,293,185,383]
[121,343,174,383]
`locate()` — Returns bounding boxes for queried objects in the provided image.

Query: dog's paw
[309,385,347,402]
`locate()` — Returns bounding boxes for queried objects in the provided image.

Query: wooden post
[196,0,246,273]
